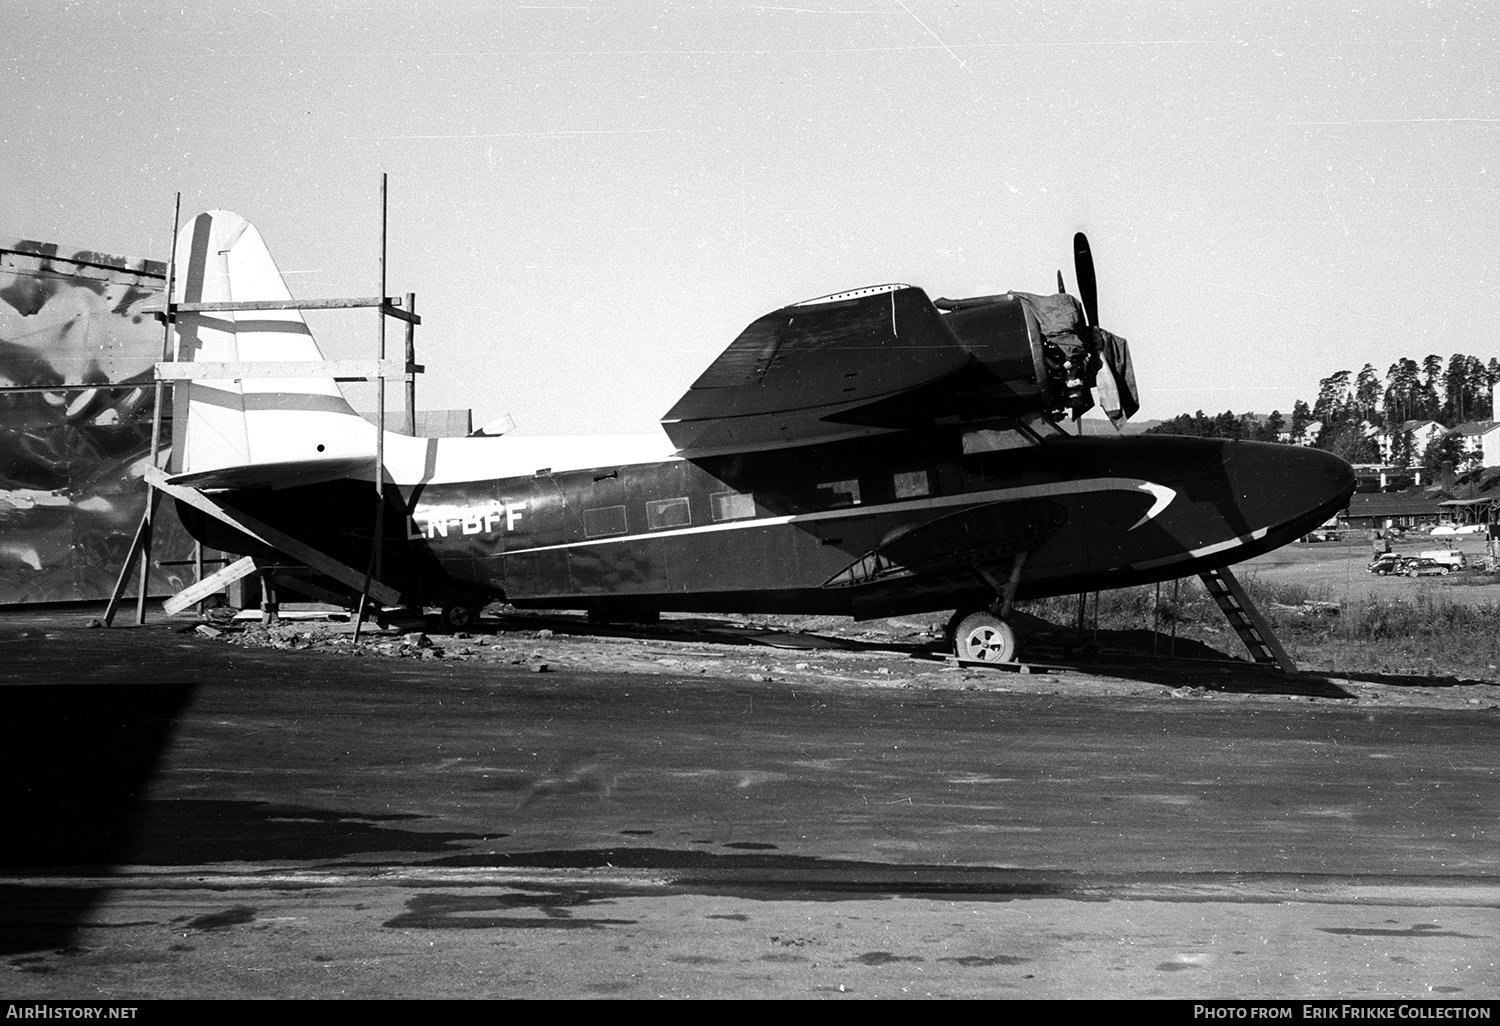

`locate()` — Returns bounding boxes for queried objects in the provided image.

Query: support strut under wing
[822,498,1068,588]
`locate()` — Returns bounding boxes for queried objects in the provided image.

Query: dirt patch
[202,602,1500,713]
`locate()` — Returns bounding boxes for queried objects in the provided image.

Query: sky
[3,1,1498,437]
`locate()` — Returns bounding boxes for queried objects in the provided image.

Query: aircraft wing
[662,285,980,452]
[166,455,374,491]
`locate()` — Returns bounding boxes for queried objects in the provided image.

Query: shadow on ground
[0,682,194,954]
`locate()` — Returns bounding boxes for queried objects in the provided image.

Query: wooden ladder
[1197,566,1297,673]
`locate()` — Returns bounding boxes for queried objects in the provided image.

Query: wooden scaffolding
[103,175,422,632]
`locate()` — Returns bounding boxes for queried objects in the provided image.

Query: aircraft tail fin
[168,210,375,475]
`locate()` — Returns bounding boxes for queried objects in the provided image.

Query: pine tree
[1312,370,1353,427]
[1289,400,1311,443]
[1421,355,1443,422]
[1355,364,1382,425]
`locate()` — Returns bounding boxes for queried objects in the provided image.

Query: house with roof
[1377,419,1445,466]
[1447,421,1500,469]
[1340,489,1447,531]
[1277,419,1322,446]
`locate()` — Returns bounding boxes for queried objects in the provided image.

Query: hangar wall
[0,236,198,605]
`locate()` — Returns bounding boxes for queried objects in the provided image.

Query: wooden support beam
[144,297,421,325]
[162,555,256,615]
[103,507,153,627]
[145,466,402,607]
[155,360,422,382]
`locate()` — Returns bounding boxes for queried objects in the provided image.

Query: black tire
[439,601,478,632]
[953,611,1017,663]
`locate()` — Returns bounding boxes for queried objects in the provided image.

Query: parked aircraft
[162,211,1355,661]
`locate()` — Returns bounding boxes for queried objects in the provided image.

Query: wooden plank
[382,302,420,326]
[142,297,421,325]
[152,297,382,313]
[144,467,402,607]
[162,556,256,615]
[155,360,420,381]
[102,510,152,627]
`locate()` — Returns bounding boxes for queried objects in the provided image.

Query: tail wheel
[954,611,1017,663]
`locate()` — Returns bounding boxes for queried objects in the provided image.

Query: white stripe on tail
[168,210,375,475]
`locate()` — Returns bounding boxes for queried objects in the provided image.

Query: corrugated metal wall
[0,238,198,604]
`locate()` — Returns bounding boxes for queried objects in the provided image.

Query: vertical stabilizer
[168,211,375,474]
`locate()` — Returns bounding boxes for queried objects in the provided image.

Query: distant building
[1278,419,1322,446]
[1447,421,1500,469]
[1350,464,1425,493]
[1340,490,1447,531]
[1376,419,1445,466]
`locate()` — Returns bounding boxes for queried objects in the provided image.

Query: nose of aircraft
[1220,440,1356,540]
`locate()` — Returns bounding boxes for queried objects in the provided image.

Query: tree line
[1145,353,1500,469]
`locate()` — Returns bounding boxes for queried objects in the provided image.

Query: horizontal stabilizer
[167,455,374,491]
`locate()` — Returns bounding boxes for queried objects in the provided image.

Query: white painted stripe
[500,477,1176,556]
[1129,527,1271,571]
[792,283,909,306]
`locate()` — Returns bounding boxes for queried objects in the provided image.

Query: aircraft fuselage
[183,428,1355,621]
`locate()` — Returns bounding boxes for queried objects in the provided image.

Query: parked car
[1418,548,1466,570]
[1368,554,1407,575]
[1402,558,1451,577]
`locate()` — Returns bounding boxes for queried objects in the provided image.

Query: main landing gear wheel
[953,611,1017,663]
[439,600,479,632]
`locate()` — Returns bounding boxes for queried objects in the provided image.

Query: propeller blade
[1056,270,1066,294]
[1073,232,1098,327]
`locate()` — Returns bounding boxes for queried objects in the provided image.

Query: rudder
[168,211,374,475]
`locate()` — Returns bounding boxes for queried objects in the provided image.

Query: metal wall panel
[0,238,198,604]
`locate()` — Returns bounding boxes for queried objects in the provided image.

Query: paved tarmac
[1,609,1497,1000]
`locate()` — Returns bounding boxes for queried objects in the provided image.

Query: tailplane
[168,210,375,475]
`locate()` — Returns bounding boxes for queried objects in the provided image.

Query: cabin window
[710,491,756,521]
[646,497,691,530]
[583,505,627,538]
[817,479,861,508]
[893,470,930,499]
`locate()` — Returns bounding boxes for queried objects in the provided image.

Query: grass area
[1018,574,1500,680]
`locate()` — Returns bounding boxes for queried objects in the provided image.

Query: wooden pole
[355,174,388,642]
[405,292,417,435]
[375,175,387,583]
[135,193,181,624]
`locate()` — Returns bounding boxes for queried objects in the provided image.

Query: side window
[817,479,861,508]
[710,491,756,521]
[646,497,691,530]
[893,470,930,499]
[583,505,627,538]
